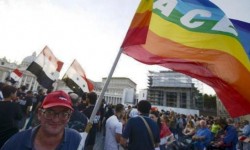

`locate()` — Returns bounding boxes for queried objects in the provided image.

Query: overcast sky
[0,0,249,94]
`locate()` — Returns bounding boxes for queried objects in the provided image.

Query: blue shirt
[122,115,160,150]
[1,126,82,150]
[223,125,238,150]
[68,106,88,132]
[242,124,250,137]
[194,127,212,149]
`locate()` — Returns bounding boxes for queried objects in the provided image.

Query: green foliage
[203,94,216,109]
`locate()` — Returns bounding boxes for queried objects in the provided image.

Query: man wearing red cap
[1,90,82,150]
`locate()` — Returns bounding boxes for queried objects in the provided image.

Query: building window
[166,92,177,107]
[180,92,187,108]
[158,91,164,105]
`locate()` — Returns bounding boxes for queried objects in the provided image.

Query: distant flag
[27,46,64,89]
[121,0,250,117]
[7,69,23,84]
[62,60,94,95]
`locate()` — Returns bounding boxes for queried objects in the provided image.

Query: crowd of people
[117,106,250,150]
[99,100,250,150]
[101,104,250,150]
[0,82,250,150]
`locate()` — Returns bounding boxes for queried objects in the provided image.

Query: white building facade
[0,53,41,91]
[0,53,64,92]
[95,77,137,105]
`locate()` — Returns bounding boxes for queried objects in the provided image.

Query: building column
[18,76,23,87]
[107,97,110,104]
[186,92,191,109]
[23,75,28,86]
[163,91,167,106]
[1,71,7,82]
[28,77,33,90]
[177,92,180,108]
[32,80,38,91]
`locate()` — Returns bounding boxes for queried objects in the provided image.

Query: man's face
[38,106,72,136]
[199,120,206,128]
[118,109,125,120]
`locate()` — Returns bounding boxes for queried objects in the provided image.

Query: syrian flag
[27,46,64,89]
[9,69,23,84]
[62,60,94,95]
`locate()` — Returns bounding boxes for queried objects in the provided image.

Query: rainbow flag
[121,0,250,117]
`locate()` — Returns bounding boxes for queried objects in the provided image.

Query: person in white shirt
[0,82,4,101]
[0,91,3,101]
[104,104,125,150]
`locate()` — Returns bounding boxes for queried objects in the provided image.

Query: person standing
[83,92,99,150]
[18,90,33,129]
[30,89,46,128]
[68,92,88,132]
[104,104,125,150]
[1,90,82,150]
[102,104,114,136]
[0,82,4,101]
[149,111,172,150]
[78,92,88,112]
[121,100,160,150]
[0,85,22,148]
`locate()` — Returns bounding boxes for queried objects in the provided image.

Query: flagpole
[85,48,123,132]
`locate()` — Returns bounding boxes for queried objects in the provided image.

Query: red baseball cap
[41,90,73,110]
[151,106,158,112]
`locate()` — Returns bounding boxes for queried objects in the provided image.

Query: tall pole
[78,48,124,150]
[85,48,123,132]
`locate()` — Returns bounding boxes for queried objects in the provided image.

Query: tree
[203,94,216,110]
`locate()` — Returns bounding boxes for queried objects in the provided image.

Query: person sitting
[182,120,196,144]
[209,118,238,150]
[192,120,212,150]
[210,118,221,140]
[238,120,250,150]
